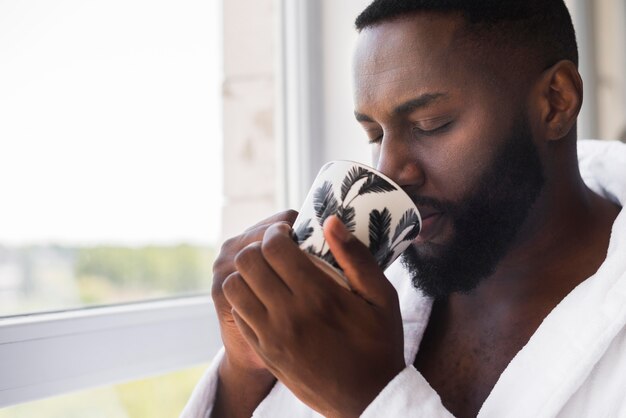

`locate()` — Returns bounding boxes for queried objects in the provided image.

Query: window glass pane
[0,0,222,316]
[0,363,208,417]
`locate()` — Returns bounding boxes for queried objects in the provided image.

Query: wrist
[212,355,277,418]
[221,353,274,380]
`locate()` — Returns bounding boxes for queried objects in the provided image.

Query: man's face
[353,14,545,298]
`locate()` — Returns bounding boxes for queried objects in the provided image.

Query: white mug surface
[293,160,421,287]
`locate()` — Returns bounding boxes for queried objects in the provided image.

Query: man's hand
[223,215,406,418]
[211,210,298,418]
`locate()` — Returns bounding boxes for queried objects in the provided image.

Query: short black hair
[355,0,578,68]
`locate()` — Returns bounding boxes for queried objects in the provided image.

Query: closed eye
[368,133,383,145]
[412,120,453,137]
[363,127,383,144]
[365,117,453,144]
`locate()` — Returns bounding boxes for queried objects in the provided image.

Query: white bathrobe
[181,140,626,418]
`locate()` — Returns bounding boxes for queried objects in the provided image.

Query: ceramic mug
[292,160,421,288]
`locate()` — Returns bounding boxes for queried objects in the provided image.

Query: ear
[535,60,583,141]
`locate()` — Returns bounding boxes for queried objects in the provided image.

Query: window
[0,0,224,410]
[0,0,221,316]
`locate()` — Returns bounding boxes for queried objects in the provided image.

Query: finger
[243,209,299,233]
[234,242,294,304]
[260,222,333,293]
[222,272,268,330]
[212,229,266,302]
[232,310,277,374]
[213,224,272,278]
[323,215,396,307]
[212,210,299,282]
[231,309,262,349]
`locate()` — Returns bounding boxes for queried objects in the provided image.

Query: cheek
[420,126,500,201]
[422,149,469,199]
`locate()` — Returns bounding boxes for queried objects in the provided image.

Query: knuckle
[212,237,240,275]
[218,272,243,305]
[281,209,299,224]
[218,236,238,254]
[283,319,310,355]
[211,272,232,304]
[275,222,294,235]
[211,256,230,278]
[220,272,237,294]
[234,242,262,270]
[261,230,284,258]
[312,293,338,317]
[211,284,227,307]
[240,227,265,246]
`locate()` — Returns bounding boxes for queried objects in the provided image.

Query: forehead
[352,13,490,110]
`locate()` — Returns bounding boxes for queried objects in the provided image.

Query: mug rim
[321,159,422,226]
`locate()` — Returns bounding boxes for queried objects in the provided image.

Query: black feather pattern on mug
[293,168,421,272]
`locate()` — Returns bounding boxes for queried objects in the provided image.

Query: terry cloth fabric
[181,139,626,418]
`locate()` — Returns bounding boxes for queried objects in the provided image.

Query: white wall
[593,0,626,139]
[220,0,278,240]
[319,0,372,166]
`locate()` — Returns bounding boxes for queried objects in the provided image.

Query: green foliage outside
[74,244,215,305]
[76,245,214,291]
[115,364,208,417]
[0,243,216,315]
[0,364,209,418]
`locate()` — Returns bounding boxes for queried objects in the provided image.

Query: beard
[401,114,545,299]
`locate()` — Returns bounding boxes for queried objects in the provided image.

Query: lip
[415,212,444,243]
[418,208,440,220]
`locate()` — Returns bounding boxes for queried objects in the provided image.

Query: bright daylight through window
[0,0,222,317]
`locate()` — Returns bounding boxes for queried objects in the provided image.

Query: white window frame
[277,0,325,209]
[566,0,599,139]
[0,295,220,408]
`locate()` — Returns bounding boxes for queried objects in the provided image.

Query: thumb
[323,215,396,307]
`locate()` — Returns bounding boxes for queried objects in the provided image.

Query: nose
[374,134,425,189]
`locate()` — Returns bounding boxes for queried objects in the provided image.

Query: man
[183,1,626,417]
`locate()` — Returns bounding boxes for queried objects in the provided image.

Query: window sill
[0,295,220,408]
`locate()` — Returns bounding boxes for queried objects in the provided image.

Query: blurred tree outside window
[0,0,222,317]
[0,363,209,418]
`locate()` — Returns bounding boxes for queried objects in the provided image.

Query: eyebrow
[354,92,448,123]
